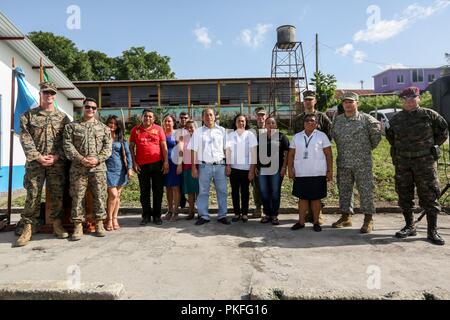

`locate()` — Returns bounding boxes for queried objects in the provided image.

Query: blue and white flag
[14,67,38,133]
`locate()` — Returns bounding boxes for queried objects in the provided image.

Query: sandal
[170,213,178,222]
[113,218,121,230]
[105,219,113,231]
[163,212,173,221]
[186,213,195,221]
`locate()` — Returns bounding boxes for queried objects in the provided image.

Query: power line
[319,41,440,69]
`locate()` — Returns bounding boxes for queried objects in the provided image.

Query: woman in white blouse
[288,114,333,232]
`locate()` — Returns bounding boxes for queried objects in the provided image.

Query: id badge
[303,151,309,159]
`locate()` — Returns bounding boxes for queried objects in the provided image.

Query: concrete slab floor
[0,213,449,300]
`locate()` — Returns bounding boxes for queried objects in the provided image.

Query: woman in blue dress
[105,115,133,231]
[162,115,182,222]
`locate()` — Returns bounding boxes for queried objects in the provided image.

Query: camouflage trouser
[70,167,107,222]
[21,161,66,226]
[394,155,441,215]
[252,178,262,209]
[337,166,376,214]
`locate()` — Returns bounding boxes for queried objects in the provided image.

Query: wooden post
[128,86,132,120]
[7,57,16,225]
[248,81,252,115]
[98,85,102,109]
[217,81,221,114]
[157,83,161,107]
[188,85,191,115]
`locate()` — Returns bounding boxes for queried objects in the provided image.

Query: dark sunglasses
[84,106,98,110]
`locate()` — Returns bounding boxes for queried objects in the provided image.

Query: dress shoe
[313,224,322,232]
[217,218,231,225]
[195,218,210,226]
[153,217,163,225]
[291,223,305,231]
[140,218,149,226]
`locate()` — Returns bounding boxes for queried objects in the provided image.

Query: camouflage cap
[303,90,316,99]
[40,82,57,94]
[256,108,267,115]
[399,86,420,98]
[341,92,359,101]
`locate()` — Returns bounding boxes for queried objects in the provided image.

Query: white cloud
[353,50,367,64]
[238,23,272,48]
[336,43,354,56]
[377,63,407,70]
[194,26,212,48]
[354,0,450,43]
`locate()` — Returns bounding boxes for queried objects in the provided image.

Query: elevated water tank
[277,25,296,49]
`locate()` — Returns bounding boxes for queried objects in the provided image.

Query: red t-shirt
[130,124,166,166]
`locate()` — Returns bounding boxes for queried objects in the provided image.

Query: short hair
[185,120,197,129]
[202,108,216,117]
[303,114,318,123]
[83,98,97,106]
[232,114,250,131]
[179,112,189,118]
[142,109,154,116]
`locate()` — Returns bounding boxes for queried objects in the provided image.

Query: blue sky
[1,0,449,89]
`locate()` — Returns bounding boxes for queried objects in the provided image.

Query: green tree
[115,47,175,80]
[87,50,116,81]
[28,33,175,81]
[28,31,85,80]
[309,71,337,111]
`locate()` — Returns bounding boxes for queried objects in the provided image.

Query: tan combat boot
[14,223,32,247]
[95,220,106,238]
[71,222,83,241]
[332,213,352,228]
[360,214,374,234]
[53,219,69,239]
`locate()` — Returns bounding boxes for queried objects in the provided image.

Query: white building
[0,12,85,193]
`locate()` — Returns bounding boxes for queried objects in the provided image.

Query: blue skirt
[107,168,129,188]
[164,159,181,187]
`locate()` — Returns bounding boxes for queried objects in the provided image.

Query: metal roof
[0,11,85,107]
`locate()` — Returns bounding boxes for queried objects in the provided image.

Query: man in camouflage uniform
[293,90,332,140]
[293,90,333,225]
[63,98,112,241]
[386,87,448,246]
[331,92,381,233]
[15,82,71,247]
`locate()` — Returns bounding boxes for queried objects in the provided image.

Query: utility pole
[360,80,364,90]
[315,33,319,77]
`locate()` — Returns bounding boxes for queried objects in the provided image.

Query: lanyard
[303,133,314,150]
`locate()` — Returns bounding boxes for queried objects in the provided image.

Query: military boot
[70,222,83,241]
[14,223,32,247]
[395,211,417,238]
[427,213,445,246]
[95,220,106,238]
[332,213,352,228]
[360,214,374,234]
[53,219,69,239]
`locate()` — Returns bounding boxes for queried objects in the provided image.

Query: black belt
[202,160,225,165]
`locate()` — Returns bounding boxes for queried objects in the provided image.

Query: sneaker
[232,215,241,223]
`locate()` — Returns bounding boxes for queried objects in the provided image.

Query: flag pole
[7,57,16,226]
[39,57,44,107]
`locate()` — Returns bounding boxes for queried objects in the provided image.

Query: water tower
[269,25,308,121]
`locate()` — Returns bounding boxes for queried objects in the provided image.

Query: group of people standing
[14,82,448,247]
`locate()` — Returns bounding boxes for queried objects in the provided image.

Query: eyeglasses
[84,106,97,110]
